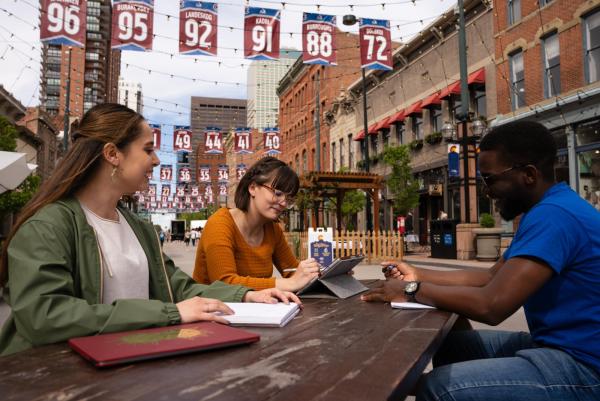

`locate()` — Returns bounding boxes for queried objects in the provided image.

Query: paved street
[0,241,528,333]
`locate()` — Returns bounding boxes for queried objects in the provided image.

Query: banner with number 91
[111,0,154,51]
[302,13,336,66]
[179,1,218,56]
[244,7,280,61]
[359,18,392,71]
[40,0,87,47]
[174,125,192,152]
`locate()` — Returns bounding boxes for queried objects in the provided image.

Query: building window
[584,10,600,83]
[430,108,443,132]
[412,116,423,139]
[508,0,521,25]
[322,142,327,170]
[509,50,526,110]
[396,123,405,144]
[332,142,336,171]
[474,90,486,118]
[370,133,378,154]
[539,0,552,6]
[383,129,390,148]
[348,134,353,169]
[339,138,344,168]
[451,97,462,122]
[542,32,560,98]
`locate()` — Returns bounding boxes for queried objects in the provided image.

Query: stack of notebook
[218,302,301,327]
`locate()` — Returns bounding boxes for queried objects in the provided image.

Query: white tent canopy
[0,151,37,194]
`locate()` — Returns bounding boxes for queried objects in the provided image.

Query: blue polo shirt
[503,182,600,373]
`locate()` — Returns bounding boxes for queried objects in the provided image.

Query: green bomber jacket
[0,198,250,356]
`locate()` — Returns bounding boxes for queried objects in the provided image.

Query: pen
[283,266,325,273]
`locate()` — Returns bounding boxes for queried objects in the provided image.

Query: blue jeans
[417,330,600,401]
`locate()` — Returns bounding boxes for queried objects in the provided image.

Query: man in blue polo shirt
[363,120,600,401]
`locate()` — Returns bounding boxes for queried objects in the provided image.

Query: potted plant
[472,213,504,261]
[409,139,424,151]
[424,131,443,145]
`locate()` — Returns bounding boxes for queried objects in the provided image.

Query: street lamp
[343,14,373,232]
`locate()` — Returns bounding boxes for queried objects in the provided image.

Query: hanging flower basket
[409,139,424,151]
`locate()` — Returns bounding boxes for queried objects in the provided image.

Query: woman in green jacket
[0,104,299,356]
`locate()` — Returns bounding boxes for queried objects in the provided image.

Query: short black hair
[234,157,300,211]
[480,120,557,181]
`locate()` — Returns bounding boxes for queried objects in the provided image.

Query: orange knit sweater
[193,208,299,290]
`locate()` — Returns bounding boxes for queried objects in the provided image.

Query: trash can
[430,219,458,259]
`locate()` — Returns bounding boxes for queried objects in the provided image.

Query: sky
[0,0,456,127]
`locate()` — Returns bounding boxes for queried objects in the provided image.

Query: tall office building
[118,78,143,114]
[190,97,247,186]
[40,0,121,128]
[246,50,300,129]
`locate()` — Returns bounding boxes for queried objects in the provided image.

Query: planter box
[472,228,504,261]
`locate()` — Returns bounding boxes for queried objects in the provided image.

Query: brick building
[493,0,600,207]
[17,107,60,182]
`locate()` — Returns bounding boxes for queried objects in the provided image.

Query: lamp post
[343,14,373,232]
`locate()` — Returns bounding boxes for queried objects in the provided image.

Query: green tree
[340,189,365,230]
[382,144,420,216]
[0,116,17,152]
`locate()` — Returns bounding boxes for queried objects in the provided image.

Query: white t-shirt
[81,205,149,304]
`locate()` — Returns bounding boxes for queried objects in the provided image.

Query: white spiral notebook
[217,302,301,327]
[391,302,436,309]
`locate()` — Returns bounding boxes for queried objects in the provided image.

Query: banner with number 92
[244,7,280,61]
[111,0,154,51]
[302,13,337,66]
[359,18,393,71]
[179,1,218,56]
[40,0,87,47]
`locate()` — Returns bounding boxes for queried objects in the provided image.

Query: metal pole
[63,47,72,152]
[362,68,373,232]
[315,70,321,171]
[457,0,471,223]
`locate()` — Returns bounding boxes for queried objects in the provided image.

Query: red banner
[179,1,217,56]
[174,125,192,152]
[204,128,223,154]
[234,128,253,154]
[190,185,199,197]
[263,127,281,155]
[40,0,87,47]
[111,0,154,51]
[176,184,186,197]
[204,185,214,203]
[219,184,227,196]
[359,18,392,71]
[244,7,280,61]
[178,167,192,183]
[236,164,247,180]
[150,124,161,149]
[218,165,229,183]
[199,165,211,182]
[302,13,336,66]
[159,165,172,181]
[160,185,171,197]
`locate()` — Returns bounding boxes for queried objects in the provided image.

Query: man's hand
[361,279,408,303]
[243,288,302,305]
[176,297,234,324]
[381,261,419,281]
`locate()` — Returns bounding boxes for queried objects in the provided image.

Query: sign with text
[234,128,253,154]
[174,125,193,152]
[159,165,172,181]
[160,184,171,197]
[178,167,192,183]
[244,7,280,60]
[448,144,460,178]
[302,13,336,65]
[359,18,392,71]
[149,123,161,149]
[147,183,156,197]
[263,127,281,155]
[217,164,229,183]
[204,184,214,203]
[190,185,199,196]
[236,163,247,180]
[204,127,223,154]
[179,1,218,56]
[40,0,87,47]
[219,184,227,196]
[111,0,154,51]
[176,184,186,197]
[199,165,211,182]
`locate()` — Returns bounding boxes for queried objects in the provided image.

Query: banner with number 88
[302,13,337,66]
[40,0,87,47]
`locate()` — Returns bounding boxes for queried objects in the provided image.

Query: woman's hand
[176,297,234,324]
[277,258,320,292]
[381,260,419,282]
[243,288,302,305]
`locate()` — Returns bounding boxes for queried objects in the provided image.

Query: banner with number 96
[40,0,87,47]
[179,1,218,56]
[302,13,336,66]
[244,7,280,61]
[111,0,154,51]
[174,125,193,152]
[359,18,392,71]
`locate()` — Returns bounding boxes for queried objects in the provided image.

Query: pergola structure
[300,171,384,234]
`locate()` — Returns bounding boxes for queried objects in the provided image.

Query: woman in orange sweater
[193,157,320,291]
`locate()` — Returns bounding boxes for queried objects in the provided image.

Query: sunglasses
[259,184,296,208]
[480,164,529,187]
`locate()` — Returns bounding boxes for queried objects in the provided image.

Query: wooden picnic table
[0,281,456,401]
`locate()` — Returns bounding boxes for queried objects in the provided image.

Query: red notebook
[68,322,260,367]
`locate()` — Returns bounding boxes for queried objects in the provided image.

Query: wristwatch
[404,281,420,303]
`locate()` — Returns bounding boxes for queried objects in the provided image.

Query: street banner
[204,185,214,203]
[236,163,247,180]
[359,18,392,71]
[149,123,161,149]
[178,166,192,183]
[219,184,227,196]
[159,164,172,181]
[174,125,193,152]
[217,164,229,183]
[179,1,218,56]
[302,13,336,65]
[176,184,186,197]
[197,196,205,209]
[160,184,170,197]
[40,0,87,47]
[234,128,253,154]
[244,7,280,60]
[190,185,199,196]
[199,165,211,182]
[185,196,192,205]
[264,127,281,155]
[448,144,460,178]
[111,0,154,51]
[204,127,223,154]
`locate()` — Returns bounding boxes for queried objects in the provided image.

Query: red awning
[439,81,461,99]
[372,116,392,132]
[405,101,423,116]
[388,109,406,124]
[368,123,378,134]
[354,129,365,141]
[421,92,441,108]
[468,68,485,85]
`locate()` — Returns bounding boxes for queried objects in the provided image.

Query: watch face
[405,282,418,293]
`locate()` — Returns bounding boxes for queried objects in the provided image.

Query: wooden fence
[283,230,405,264]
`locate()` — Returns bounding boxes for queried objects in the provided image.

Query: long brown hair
[0,103,145,287]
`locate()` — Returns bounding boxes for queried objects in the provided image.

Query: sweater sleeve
[195,212,277,290]
[272,223,299,277]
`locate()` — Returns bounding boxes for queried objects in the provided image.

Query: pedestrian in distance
[363,120,600,401]
[0,104,300,356]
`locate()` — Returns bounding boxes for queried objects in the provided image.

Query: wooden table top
[0,281,456,401]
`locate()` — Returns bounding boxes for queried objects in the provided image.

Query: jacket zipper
[90,228,104,304]
[154,230,174,303]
